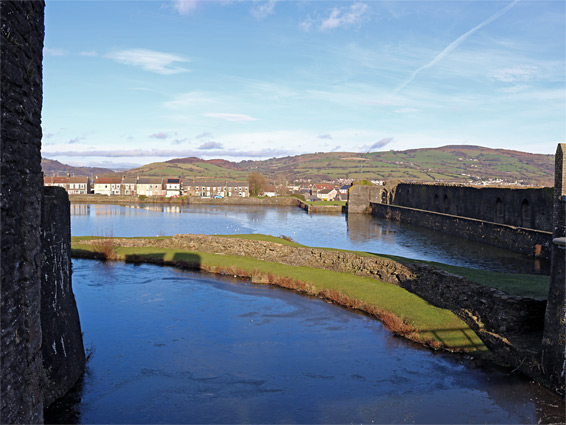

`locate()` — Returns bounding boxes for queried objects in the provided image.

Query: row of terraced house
[44,175,250,198]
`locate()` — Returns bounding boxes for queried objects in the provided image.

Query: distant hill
[123,145,554,186]
[41,158,116,178]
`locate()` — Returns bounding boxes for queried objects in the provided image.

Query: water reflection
[45,260,564,424]
[71,204,549,274]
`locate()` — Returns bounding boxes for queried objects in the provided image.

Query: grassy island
[71,234,549,355]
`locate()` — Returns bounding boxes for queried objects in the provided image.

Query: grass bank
[72,235,487,353]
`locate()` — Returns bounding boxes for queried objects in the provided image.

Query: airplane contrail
[394,0,521,95]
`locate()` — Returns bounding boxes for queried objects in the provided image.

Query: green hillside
[44,145,555,186]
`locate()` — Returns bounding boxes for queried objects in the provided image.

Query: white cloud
[163,92,215,109]
[319,3,368,31]
[196,132,214,139]
[80,50,98,57]
[251,0,277,19]
[45,48,67,56]
[491,65,538,83]
[150,132,170,139]
[199,141,224,150]
[106,49,190,75]
[172,0,198,15]
[203,113,259,123]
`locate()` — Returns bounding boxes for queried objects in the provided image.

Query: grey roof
[137,177,163,185]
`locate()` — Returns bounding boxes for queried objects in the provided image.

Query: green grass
[72,241,486,352]
[376,253,549,299]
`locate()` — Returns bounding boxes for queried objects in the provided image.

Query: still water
[71,203,549,274]
[47,260,563,424]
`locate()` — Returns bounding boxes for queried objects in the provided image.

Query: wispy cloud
[80,50,98,57]
[163,92,214,109]
[172,0,198,15]
[317,133,333,140]
[43,147,290,159]
[149,132,170,139]
[199,141,223,150]
[491,65,537,83]
[367,137,393,151]
[68,137,85,144]
[45,48,68,56]
[106,49,190,75]
[196,132,214,139]
[203,113,258,123]
[319,3,368,31]
[172,138,190,145]
[251,0,278,19]
[394,108,418,113]
[395,0,521,94]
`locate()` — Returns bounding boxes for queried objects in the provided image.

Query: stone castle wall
[371,203,552,259]
[1,1,46,422]
[41,187,85,407]
[392,184,553,232]
[1,2,85,423]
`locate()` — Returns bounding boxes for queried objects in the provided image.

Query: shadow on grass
[124,252,202,271]
[421,327,488,351]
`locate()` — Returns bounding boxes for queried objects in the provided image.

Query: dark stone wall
[1,1,46,423]
[371,203,553,260]
[541,143,566,395]
[392,183,553,231]
[346,185,382,213]
[41,187,85,406]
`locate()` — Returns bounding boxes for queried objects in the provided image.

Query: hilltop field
[42,145,555,186]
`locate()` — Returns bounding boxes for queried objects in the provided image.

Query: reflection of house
[94,177,121,196]
[137,177,164,197]
[165,178,182,197]
[121,177,138,196]
[318,188,338,201]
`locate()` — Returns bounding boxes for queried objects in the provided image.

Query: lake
[70,203,549,274]
[46,260,564,424]
[47,202,564,424]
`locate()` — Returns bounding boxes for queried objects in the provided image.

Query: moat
[48,260,563,424]
[47,203,564,423]
[71,203,549,274]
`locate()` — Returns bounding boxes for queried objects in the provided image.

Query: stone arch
[522,199,531,227]
[381,189,388,204]
[496,197,504,221]
[443,194,450,213]
[433,193,439,210]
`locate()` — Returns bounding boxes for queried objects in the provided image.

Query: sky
[42,0,565,169]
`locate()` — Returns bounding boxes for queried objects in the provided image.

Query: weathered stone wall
[346,185,382,213]
[392,184,553,231]
[371,203,553,260]
[541,144,566,395]
[41,187,85,406]
[1,1,46,423]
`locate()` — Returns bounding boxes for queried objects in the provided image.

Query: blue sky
[42,0,565,169]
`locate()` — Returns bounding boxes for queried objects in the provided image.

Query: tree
[248,172,267,196]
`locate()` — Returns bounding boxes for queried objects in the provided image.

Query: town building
[93,177,122,196]
[137,177,164,197]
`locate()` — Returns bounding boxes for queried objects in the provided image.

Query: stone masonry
[1,1,46,422]
[1,2,85,423]
[541,143,566,395]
